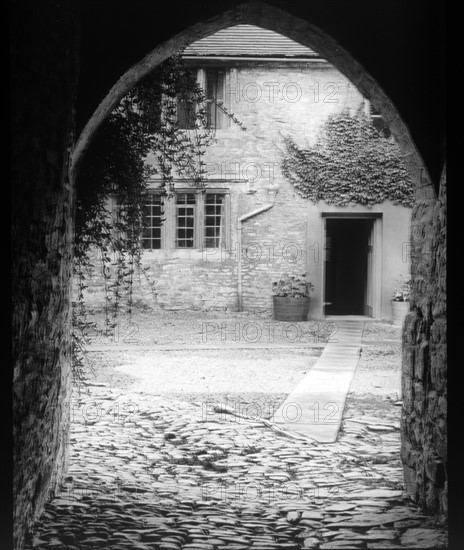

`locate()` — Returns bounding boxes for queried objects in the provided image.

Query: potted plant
[272,272,314,321]
[391,275,411,326]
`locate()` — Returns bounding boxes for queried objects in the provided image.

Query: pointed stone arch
[70,0,434,202]
[68,0,446,519]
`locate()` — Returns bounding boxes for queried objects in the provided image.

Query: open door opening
[324,218,375,316]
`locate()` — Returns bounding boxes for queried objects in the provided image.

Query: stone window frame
[141,186,231,253]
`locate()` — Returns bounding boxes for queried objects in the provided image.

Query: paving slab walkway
[273,321,364,443]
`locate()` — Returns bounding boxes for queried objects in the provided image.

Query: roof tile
[182,24,321,59]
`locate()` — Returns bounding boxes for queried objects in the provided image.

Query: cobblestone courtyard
[25,312,448,549]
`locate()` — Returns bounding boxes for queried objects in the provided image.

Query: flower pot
[273,296,310,321]
[391,300,409,326]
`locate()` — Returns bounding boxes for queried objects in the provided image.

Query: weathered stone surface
[11,0,79,547]
[401,168,447,517]
[320,541,364,549]
[303,537,320,548]
[400,527,447,548]
[325,511,411,528]
[366,542,402,549]
[347,490,403,499]
[325,503,359,512]
[301,511,324,520]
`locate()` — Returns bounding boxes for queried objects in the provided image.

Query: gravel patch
[80,307,336,347]
[82,347,320,421]
[361,321,402,343]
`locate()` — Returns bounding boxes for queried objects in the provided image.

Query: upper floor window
[205,69,226,129]
[177,92,197,130]
[177,68,227,130]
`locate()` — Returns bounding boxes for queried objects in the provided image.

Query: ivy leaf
[281,108,413,207]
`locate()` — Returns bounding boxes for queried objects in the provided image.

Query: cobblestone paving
[25,383,447,549]
[24,316,447,549]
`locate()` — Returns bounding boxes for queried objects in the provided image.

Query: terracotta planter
[273,296,310,321]
[391,300,409,326]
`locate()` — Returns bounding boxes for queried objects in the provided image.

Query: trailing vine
[281,106,414,206]
[71,55,230,386]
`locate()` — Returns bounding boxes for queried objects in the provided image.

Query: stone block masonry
[80,61,366,312]
[77,175,311,313]
[11,0,79,547]
[401,167,447,518]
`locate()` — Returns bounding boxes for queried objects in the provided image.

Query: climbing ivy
[281,107,414,206]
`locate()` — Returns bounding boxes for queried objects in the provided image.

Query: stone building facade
[83,25,412,320]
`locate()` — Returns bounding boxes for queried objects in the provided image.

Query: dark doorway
[324,218,374,315]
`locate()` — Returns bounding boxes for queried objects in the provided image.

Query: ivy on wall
[281,108,414,207]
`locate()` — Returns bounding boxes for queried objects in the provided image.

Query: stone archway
[71,0,435,204]
[70,0,445,518]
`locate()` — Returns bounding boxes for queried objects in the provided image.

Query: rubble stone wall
[11,1,79,547]
[401,166,447,518]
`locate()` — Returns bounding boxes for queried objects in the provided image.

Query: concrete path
[272,320,365,443]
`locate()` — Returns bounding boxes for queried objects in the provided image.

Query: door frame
[321,213,382,318]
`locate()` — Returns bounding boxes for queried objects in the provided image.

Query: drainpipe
[237,187,278,311]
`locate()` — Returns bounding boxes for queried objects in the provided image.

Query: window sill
[141,248,233,262]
